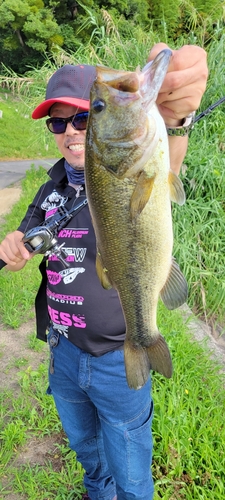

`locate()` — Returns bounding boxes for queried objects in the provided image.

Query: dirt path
[0,184,22,216]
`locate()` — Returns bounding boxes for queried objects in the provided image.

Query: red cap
[32,64,96,119]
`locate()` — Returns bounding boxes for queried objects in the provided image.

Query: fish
[85,49,188,389]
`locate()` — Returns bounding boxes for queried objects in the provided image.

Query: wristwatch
[166,112,196,136]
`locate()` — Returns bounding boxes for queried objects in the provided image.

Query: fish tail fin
[124,341,150,390]
[124,334,173,389]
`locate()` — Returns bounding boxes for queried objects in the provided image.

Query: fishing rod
[194,95,225,123]
[0,197,88,270]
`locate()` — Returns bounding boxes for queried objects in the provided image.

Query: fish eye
[92,99,105,113]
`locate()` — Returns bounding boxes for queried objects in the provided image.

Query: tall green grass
[173,35,225,326]
[0,90,59,159]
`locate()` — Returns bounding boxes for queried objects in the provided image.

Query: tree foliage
[0,0,224,74]
[0,0,62,71]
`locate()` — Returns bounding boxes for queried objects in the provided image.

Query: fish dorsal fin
[160,257,188,310]
[130,171,156,221]
[168,170,186,205]
[96,250,112,290]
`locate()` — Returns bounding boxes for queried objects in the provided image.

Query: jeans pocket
[125,401,153,484]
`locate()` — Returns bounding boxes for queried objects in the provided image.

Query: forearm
[168,134,188,175]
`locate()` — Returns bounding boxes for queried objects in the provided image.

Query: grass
[0,167,49,327]
[0,304,225,499]
[0,90,59,160]
[172,34,225,327]
[0,171,224,498]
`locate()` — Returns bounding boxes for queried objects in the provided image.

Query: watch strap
[166,112,196,136]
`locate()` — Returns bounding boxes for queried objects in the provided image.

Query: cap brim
[32,97,90,119]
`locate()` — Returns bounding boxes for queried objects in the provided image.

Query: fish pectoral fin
[160,257,188,310]
[96,250,112,290]
[168,170,186,205]
[130,171,155,220]
[124,335,173,389]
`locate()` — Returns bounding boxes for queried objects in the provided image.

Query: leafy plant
[173,34,225,327]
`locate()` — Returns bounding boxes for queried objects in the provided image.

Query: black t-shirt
[18,159,126,355]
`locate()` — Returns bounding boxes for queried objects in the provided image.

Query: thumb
[148,43,173,63]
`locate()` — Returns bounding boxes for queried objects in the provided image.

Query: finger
[150,45,207,73]
[157,83,204,108]
[148,44,208,91]
[1,241,29,262]
[159,65,208,95]
[0,249,22,267]
[17,241,31,260]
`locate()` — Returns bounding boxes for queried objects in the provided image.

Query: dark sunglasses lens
[72,112,89,130]
[47,118,66,134]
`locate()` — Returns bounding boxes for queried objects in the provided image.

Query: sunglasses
[46,112,89,134]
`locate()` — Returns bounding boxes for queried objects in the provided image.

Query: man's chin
[71,165,85,171]
[65,161,85,171]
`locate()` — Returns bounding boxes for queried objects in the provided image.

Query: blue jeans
[47,327,154,500]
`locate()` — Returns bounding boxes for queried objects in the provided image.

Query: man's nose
[65,121,80,133]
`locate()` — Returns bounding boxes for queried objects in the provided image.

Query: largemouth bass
[85,49,188,389]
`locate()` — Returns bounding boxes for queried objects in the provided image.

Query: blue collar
[64,160,85,185]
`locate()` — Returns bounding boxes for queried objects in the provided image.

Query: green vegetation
[0,0,224,73]
[173,35,225,327]
[0,91,59,159]
[0,303,225,499]
[0,168,47,327]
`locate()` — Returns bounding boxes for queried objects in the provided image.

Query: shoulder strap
[35,257,49,342]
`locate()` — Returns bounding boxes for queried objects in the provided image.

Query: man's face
[50,103,87,170]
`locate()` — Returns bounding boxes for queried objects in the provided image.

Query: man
[0,44,208,500]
